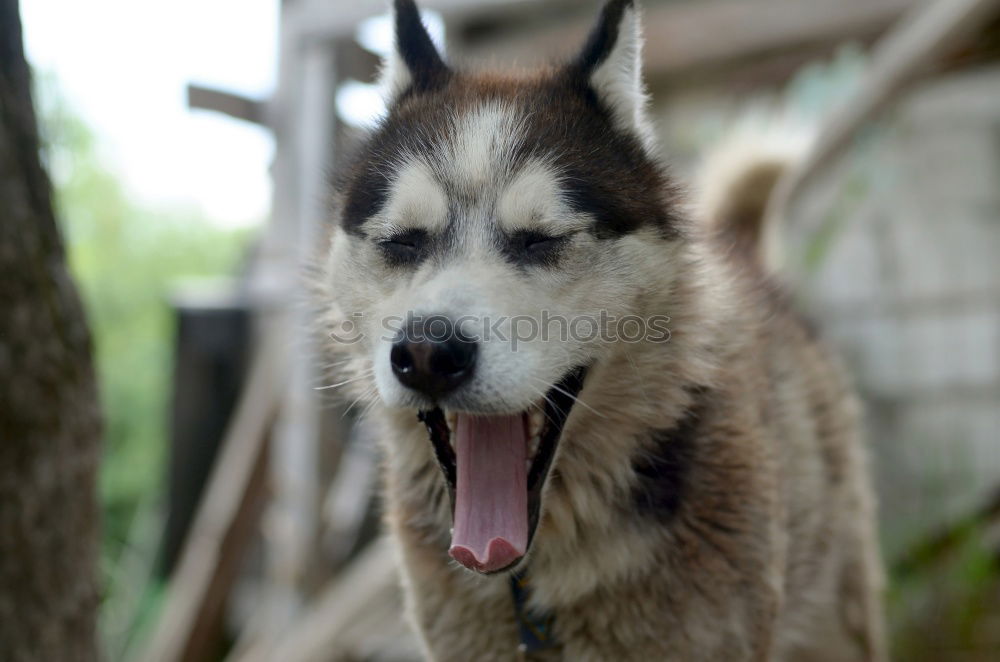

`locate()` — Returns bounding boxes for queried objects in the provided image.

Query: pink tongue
[449,413,529,573]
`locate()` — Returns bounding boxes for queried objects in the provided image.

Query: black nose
[390,316,477,399]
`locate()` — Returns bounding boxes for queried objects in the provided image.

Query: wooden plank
[231,540,419,662]
[286,0,547,42]
[255,31,340,637]
[766,0,1000,246]
[141,329,288,662]
[187,85,267,126]
[161,287,251,576]
[462,0,917,76]
[645,0,916,78]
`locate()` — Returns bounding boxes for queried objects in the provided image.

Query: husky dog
[319,0,885,659]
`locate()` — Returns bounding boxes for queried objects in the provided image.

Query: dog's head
[324,0,686,574]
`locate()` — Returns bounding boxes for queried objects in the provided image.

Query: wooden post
[161,285,251,576]
[142,328,287,662]
[253,6,343,643]
[231,540,419,662]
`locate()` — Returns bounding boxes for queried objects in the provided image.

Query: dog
[318,1,886,659]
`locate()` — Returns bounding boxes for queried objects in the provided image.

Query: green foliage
[889,518,1000,660]
[800,163,871,275]
[35,75,255,655]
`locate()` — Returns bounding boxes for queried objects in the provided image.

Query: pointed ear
[571,0,654,148]
[380,0,450,100]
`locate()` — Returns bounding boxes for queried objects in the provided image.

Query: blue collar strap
[510,571,558,655]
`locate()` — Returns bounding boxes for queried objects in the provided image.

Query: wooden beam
[462,0,917,78]
[286,0,551,42]
[647,0,916,78]
[231,540,418,662]
[254,34,339,637]
[161,286,251,577]
[187,85,267,126]
[334,38,382,84]
[766,0,1000,251]
[142,329,288,662]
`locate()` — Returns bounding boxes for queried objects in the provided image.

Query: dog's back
[683,139,887,660]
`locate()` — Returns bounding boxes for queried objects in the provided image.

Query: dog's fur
[318,1,886,659]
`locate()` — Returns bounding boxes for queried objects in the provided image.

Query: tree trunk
[0,1,102,660]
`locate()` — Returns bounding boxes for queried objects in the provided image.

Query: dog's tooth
[446,412,458,447]
[529,410,544,438]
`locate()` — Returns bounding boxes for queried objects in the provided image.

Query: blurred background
[17,0,1000,660]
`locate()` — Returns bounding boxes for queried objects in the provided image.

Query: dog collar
[510,571,558,656]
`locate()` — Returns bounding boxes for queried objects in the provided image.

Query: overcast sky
[21,0,278,228]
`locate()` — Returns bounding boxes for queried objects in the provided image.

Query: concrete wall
[789,64,1000,556]
[651,62,1000,556]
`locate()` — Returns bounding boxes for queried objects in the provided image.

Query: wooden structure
[140,1,1000,660]
[162,284,251,575]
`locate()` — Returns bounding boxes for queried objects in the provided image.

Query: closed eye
[377,228,428,266]
[509,230,572,265]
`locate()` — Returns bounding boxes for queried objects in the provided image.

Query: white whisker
[521,383,560,429]
[359,395,383,419]
[320,358,360,371]
[314,370,374,391]
[342,385,378,419]
[529,376,606,419]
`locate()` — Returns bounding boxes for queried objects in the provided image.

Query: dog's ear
[570,0,653,148]
[380,0,450,100]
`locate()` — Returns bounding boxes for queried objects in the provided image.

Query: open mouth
[417,366,588,574]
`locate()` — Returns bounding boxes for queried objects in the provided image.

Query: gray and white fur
[317,1,886,659]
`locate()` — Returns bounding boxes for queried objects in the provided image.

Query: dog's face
[325,0,682,574]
